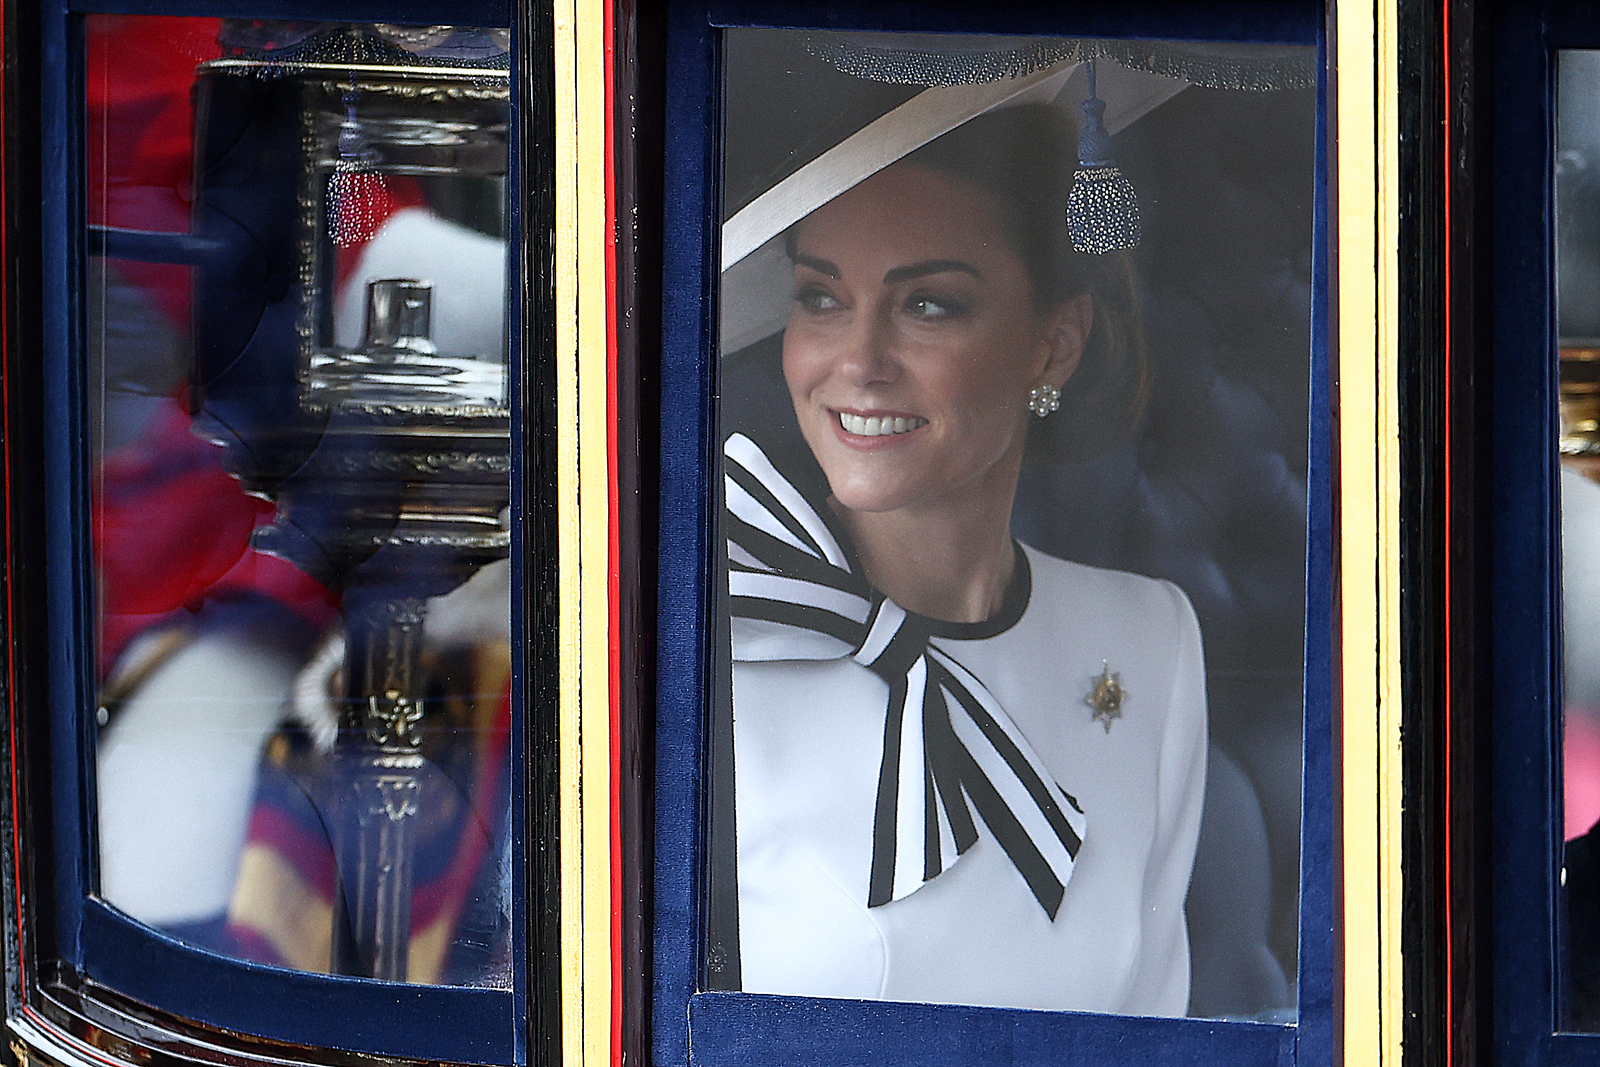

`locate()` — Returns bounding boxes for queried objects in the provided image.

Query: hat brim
[719,42,1190,352]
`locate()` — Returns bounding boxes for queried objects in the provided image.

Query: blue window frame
[651,0,1335,1063]
[4,0,558,1063]
[1481,0,1600,1061]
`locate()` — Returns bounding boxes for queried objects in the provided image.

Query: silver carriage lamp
[185,22,511,982]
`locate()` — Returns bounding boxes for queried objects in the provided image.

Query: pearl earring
[1028,384,1060,418]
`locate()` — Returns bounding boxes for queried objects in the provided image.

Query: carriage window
[711,27,1315,1021]
[86,13,514,987]
[1555,47,1600,1031]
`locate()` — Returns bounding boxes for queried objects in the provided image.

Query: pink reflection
[1568,711,1600,839]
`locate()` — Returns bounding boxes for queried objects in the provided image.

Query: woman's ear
[1038,293,1094,390]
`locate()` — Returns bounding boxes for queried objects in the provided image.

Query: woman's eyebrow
[882,260,982,285]
[791,253,839,278]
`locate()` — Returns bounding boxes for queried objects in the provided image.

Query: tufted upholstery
[1013,85,1316,1017]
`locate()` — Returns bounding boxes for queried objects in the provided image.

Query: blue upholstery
[1014,85,1316,1017]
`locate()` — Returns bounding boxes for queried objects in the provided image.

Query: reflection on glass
[87,15,512,986]
[713,28,1314,1021]
[1558,48,1600,1029]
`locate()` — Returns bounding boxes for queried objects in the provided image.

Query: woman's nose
[837,307,898,384]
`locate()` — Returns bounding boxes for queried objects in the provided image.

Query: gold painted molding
[1335,0,1403,1061]
[554,0,615,1065]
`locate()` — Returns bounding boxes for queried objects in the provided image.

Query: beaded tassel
[327,88,388,249]
[1066,61,1141,254]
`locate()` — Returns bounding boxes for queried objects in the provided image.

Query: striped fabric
[725,433,1087,918]
[222,650,512,986]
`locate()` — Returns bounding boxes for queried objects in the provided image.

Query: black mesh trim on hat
[216,21,510,73]
[808,33,1317,92]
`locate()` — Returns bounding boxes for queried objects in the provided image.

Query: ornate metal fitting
[373,775,421,822]
[383,596,428,628]
[366,690,424,748]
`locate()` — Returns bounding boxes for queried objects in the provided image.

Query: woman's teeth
[839,412,927,437]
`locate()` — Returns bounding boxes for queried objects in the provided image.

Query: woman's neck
[837,491,1020,624]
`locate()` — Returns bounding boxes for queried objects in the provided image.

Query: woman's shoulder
[1018,542,1201,638]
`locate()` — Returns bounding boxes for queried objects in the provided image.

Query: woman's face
[782,163,1088,520]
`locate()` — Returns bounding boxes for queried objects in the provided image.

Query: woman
[723,102,1207,1016]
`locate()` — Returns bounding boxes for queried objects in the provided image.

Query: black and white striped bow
[725,433,1087,918]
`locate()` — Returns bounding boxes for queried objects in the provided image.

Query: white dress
[732,543,1208,1016]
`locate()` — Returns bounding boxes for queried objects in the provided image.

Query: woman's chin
[822,477,924,517]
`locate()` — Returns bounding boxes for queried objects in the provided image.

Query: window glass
[1557,46,1600,1029]
[85,13,514,987]
[712,27,1315,1021]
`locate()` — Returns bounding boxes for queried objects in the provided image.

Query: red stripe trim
[18,1005,154,1067]
[603,1,624,1061]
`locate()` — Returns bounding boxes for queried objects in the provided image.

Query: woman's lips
[836,411,928,437]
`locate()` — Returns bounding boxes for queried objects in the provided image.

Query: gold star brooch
[1084,661,1127,733]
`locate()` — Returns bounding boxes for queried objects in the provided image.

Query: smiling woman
[783,132,1101,622]
[719,93,1208,1015]
[708,28,1319,1025]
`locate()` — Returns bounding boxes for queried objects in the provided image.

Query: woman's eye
[794,286,842,313]
[905,292,970,320]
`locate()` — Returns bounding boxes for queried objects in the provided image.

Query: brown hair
[887,103,1149,459]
